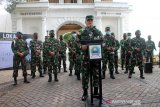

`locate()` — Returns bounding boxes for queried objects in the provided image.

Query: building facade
[12,0,131,41]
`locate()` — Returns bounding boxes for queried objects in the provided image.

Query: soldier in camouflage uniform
[145,35,156,63]
[80,15,103,101]
[43,36,49,74]
[68,32,77,76]
[45,30,59,82]
[120,33,127,70]
[58,35,68,73]
[11,32,30,85]
[74,34,82,80]
[111,32,120,74]
[124,33,132,74]
[30,33,44,78]
[102,29,116,79]
[128,30,145,79]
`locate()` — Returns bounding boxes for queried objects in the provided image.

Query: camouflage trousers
[31,56,42,75]
[58,54,67,70]
[69,54,76,71]
[129,52,144,75]
[121,50,126,68]
[125,52,131,71]
[82,56,99,89]
[102,53,114,74]
[13,56,27,77]
[145,52,153,63]
[48,56,58,75]
[114,52,118,70]
[75,54,81,75]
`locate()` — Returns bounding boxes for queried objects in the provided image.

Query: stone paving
[0,66,160,107]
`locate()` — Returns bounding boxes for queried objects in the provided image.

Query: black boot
[39,72,44,77]
[128,70,132,78]
[54,73,59,82]
[24,76,30,83]
[64,66,67,72]
[124,68,128,74]
[140,70,145,79]
[102,70,105,79]
[110,71,115,79]
[77,73,81,80]
[115,69,119,74]
[69,70,72,76]
[13,77,17,85]
[81,89,88,101]
[48,74,52,82]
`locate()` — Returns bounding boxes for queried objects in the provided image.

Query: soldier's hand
[36,50,41,55]
[105,46,110,51]
[81,45,87,51]
[50,52,55,56]
[18,53,24,57]
[135,48,140,51]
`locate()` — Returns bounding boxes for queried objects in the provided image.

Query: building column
[94,0,101,2]
[96,16,102,33]
[41,17,47,42]
[117,17,123,41]
[59,0,64,4]
[40,0,48,2]
[17,17,22,32]
[77,0,82,3]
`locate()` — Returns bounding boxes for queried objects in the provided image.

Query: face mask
[106,32,111,36]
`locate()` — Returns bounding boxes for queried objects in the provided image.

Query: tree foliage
[5,0,17,13]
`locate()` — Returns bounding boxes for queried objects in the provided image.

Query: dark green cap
[86,15,94,20]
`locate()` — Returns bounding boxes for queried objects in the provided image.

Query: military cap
[49,30,54,35]
[105,27,110,31]
[16,32,23,36]
[86,15,94,20]
[127,33,131,36]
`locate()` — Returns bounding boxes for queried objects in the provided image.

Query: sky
[115,0,160,54]
[0,0,160,54]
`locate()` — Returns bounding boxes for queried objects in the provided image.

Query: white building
[12,0,131,41]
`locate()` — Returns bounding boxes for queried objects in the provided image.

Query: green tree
[5,0,17,13]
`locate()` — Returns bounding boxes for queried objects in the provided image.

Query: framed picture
[88,44,102,60]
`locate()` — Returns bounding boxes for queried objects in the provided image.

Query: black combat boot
[13,77,17,85]
[39,71,44,77]
[124,68,128,74]
[54,73,59,82]
[81,89,88,101]
[115,69,119,74]
[110,71,115,79]
[64,66,67,72]
[128,70,132,78]
[24,76,30,83]
[140,70,145,79]
[48,74,52,82]
[102,70,105,79]
[69,70,72,76]
[77,73,81,80]
[32,72,35,79]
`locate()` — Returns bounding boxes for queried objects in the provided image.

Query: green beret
[86,15,94,20]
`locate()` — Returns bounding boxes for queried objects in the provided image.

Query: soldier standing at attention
[102,29,116,79]
[79,15,103,101]
[124,33,132,74]
[111,32,120,74]
[145,35,156,64]
[120,33,127,70]
[11,32,30,85]
[128,30,146,79]
[43,36,49,74]
[30,33,44,78]
[45,30,59,82]
[58,35,68,73]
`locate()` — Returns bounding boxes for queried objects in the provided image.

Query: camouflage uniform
[43,36,49,74]
[45,30,59,82]
[74,37,82,80]
[58,36,67,72]
[145,38,156,63]
[30,38,43,78]
[129,30,146,79]
[120,34,127,70]
[11,32,30,85]
[102,34,116,79]
[68,35,77,76]
[124,34,132,74]
[113,38,120,74]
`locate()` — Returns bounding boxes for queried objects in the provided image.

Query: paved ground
[0,66,160,107]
